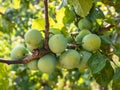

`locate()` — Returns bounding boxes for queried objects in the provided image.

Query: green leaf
[32,18,45,30]
[63,7,75,25]
[56,7,65,24]
[89,6,105,21]
[113,67,120,80]
[112,77,120,90]
[88,52,107,74]
[112,67,120,90]
[58,0,68,9]
[13,0,21,9]
[100,33,112,44]
[69,0,93,17]
[93,61,114,87]
[0,64,9,90]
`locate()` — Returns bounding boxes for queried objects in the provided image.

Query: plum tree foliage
[1,0,120,89]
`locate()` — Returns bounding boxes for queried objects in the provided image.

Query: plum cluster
[10,18,101,74]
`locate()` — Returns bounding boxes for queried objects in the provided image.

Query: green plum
[24,29,43,46]
[82,34,101,52]
[59,49,81,69]
[26,39,43,52]
[78,18,92,30]
[10,46,28,59]
[38,54,56,74]
[27,60,38,70]
[75,29,91,44]
[48,34,67,54]
[77,51,92,70]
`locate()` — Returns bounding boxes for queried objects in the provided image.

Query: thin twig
[67,43,79,49]
[44,0,49,50]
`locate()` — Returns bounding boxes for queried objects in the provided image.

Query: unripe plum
[37,54,56,74]
[59,49,81,69]
[10,46,28,59]
[48,34,67,54]
[26,40,43,52]
[78,18,92,30]
[82,34,101,52]
[75,29,91,44]
[27,60,38,70]
[24,29,43,46]
[77,51,92,70]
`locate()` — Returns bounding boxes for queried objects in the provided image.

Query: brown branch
[104,24,114,30]
[0,48,50,65]
[0,0,51,65]
[44,0,49,50]
[98,24,114,34]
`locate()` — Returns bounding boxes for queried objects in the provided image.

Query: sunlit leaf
[57,0,68,9]
[13,0,21,9]
[63,7,75,25]
[0,64,9,90]
[69,0,93,17]
[32,18,45,30]
[56,7,65,24]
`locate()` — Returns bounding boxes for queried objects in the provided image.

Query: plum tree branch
[0,0,50,64]
[0,48,50,65]
[44,0,49,50]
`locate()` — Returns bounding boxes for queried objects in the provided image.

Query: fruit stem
[44,0,49,50]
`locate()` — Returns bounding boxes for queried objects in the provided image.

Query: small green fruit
[77,51,92,70]
[75,29,91,44]
[59,50,80,69]
[38,54,56,74]
[26,40,43,52]
[48,34,67,54]
[78,18,92,30]
[27,60,38,70]
[82,34,101,51]
[24,29,43,46]
[10,46,28,59]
